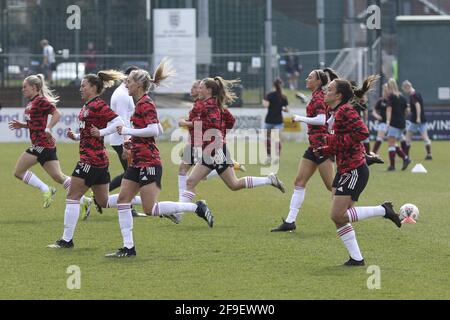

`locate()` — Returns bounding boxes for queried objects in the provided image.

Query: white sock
[206,171,219,180]
[178,174,187,201]
[23,171,49,193]
[151,202,197,216]
[107,194,142,208]
[180,191,196,203]
[107,194,119,208]
[62,200,80,242]
[337,224,363,261]
[131,196,142,206]
[63,177,89,204]
[118,203,134,249]
[347,206,385,222]
[285,187,305,223]
[244,177,271,189]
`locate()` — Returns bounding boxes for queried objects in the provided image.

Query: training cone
[411,163,427,173]
[401,217,417,224]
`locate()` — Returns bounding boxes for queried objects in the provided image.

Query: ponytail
[84,69,124,95]
[334,75,379,105]
[353,75,379,99]
[128,58,176,93]
[152,57,176,88]
[25,74,60,105]
[273,78,285,100]
[323,67,339,82]
[205,76,240,108]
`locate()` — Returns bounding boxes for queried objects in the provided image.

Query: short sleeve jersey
[409,92,426,123]
[78,97,118,167]
[374,98,387,123]
[199,97,223,150]
[265,91,288,125]
[387,94,408,129]
[221,108,235,139]
[24,95,56,148]
[188,99,204,146]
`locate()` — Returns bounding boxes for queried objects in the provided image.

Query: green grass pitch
[0,141,449,299]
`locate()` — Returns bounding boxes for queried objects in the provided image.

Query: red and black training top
[199,97,224,150]
[24,95,56,148]
[324,103,369,174]
[306,89,328,149]
[130,94,161,168]
[78,97,118,168]
[221,108,235,139]
[188,99,204,147]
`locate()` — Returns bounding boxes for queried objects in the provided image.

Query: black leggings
[109,145,128,192]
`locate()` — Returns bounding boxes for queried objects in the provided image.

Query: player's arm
[8,120,28,130]
[414,102,421,123]
[363,109,369,124]
[118,123,163,138]
[292,113,326,125]
[386,105,392,127]
[91,116,124,137]
[293,98,326,125]
[179,119,193,128]
[372,107,382,121]
[67,128,80,141]
[262,94,269,108]
[44,109,61,139]
[282,97,289,113]
[223,109,235,129]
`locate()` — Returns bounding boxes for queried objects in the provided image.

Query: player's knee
[179,166,189,175]
[117,193,132,205]
[228,183,240,191]
[66,191,81,201]
[185,178,196,191]
[52,174,66,184]
[96,198,108,208]
[13,171,24,180]
[294,177,306,187]
[142,203,155,216]
[330,213,346,225]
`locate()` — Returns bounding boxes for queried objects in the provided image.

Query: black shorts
[50,63,57,71]
[201,145,233,175]
[332,164,369,202]
[123,166,163,189]
[72,162,111,187]
[26,145,58,166]
[303,147,330,165]
[181,144,202,166]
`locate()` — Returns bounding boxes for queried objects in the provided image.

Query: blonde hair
[386,78,401,97]
[402,80,412,91]
[202,76,240,108]
[84,70,125,95]
[25,74,60,105]
[128,58,176,93]
[382,83,389,99]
